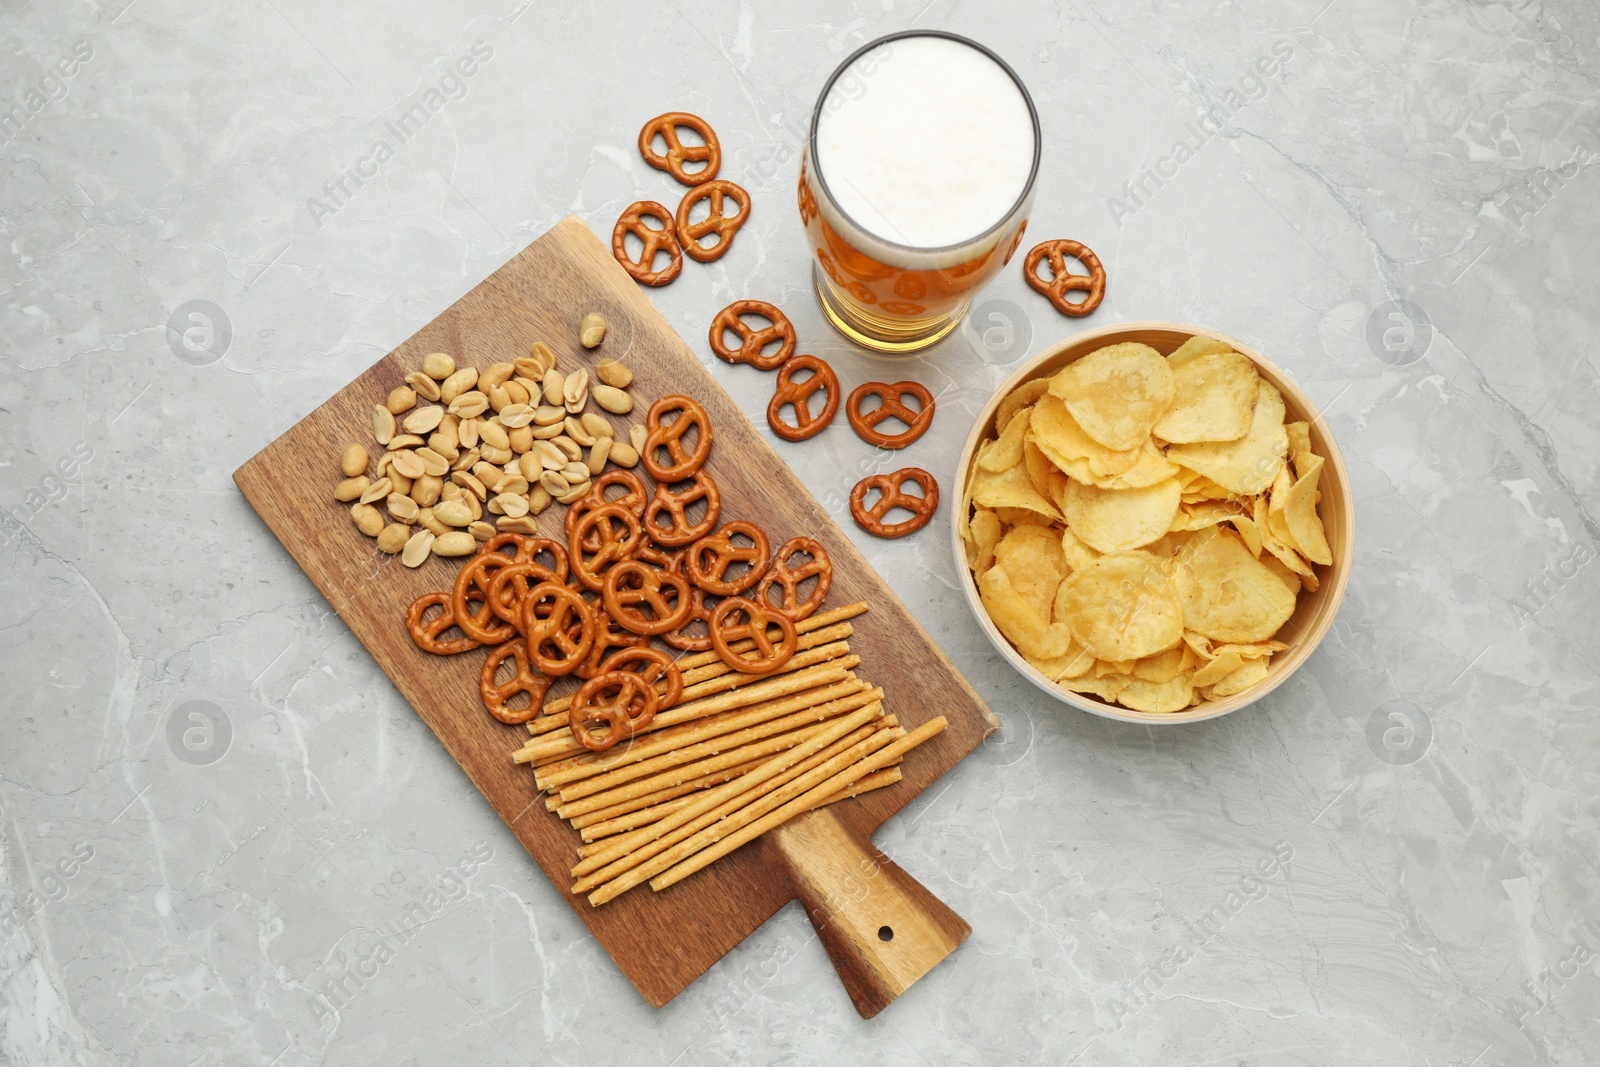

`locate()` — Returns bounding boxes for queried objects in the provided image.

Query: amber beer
[800,31,1040,353]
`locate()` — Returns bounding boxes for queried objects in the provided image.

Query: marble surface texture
[2,0,1598,1064]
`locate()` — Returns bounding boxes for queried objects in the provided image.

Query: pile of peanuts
[334,313,647,567]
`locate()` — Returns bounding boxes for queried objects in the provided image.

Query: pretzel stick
[556,712,874,821]
[572,715,888,888]
[526,643,856,757]
[811,766,901,809]
[582,724,904,903]
[579,757,902,848]
[566,756,769,831]
[646,717,947,895]
[569,706,883,885]
[572,723,883,865]
[534,678,868,784]
[516,661,857,764]
[553,692,881,803]
[539,685,882,794]
[527,619,859,730]
[577,795,700,848]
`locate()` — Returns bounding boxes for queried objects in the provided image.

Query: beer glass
[800,31,1040,353]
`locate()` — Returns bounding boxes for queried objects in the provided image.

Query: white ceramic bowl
[952,321,1355,724]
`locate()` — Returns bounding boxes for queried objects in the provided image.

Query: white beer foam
[816,36,1035,250]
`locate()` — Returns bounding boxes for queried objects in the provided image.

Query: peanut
[496,515,540,535]
[565,416,594,447]
[539,470,570,497]
[498,403,534,428]
[388,470,413,495]
[542,368,564,406]
[377,524,409,554]
[480,362,514,390]
[563,368,589,412]
[561,460,590,484]
[608,441,639,468]
[630,424,647,451]
[478,420,510,450]
[479,444,513,464]
[588,438,611,474]
[372,404,396,446]
[350,502,384,536]
[468,520,497,541]
[385,433,425,450]
[389,450,425,480]
[581,412,614,439]
[358,476,393,505]
[552,436,582,462]
[593,384,632,415]
[579,313,607,348]
[386,493,420,524]
[405,371,442,402]
[386,386,417,415]
[531,440,565,470]
[411,474,443,507]
[507,425,533,453]
[555,481,590,505]
[528,485,553,514]
[440,367,478,404]
[433,531,476,557]
[451,471,488,502]
[492,492,530,519]
[417,508,449,536]
[448,390,489,419]
[414,447,450,477]
[595,358,633,388]
[433,499,473,527]
[403,404,444,435]
[341,444,369,477]
[334,476,370,502]
[401,529,435,567]
[422,352,456,380]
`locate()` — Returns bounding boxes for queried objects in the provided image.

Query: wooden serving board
[233,217,998,1018]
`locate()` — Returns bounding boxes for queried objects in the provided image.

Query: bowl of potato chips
[954,322,1353,723]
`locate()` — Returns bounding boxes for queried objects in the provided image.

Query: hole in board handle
[877,925,894,942]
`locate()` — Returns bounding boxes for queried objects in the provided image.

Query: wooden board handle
[769,808,970,1018]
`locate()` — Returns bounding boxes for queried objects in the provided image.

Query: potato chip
[1171,501,1246,532]
[994,377,1050,433]
[1172,526,1297,643]
[994,524,1065,621]
[1141,530,1193,562]
[1059,674,1129,701]
[994,507,1056,528]
[1054,551,1184,660]
[1117,674,1194,713]
[1060,477,1182,553]
[1259,553,1301,596]
[1229,515,1263,558]
[1060,527,1099,571]
[1212,640,1287,658]
[966,507,1003,573]
[1090,439,1179,490]
[1164,381,1287,495]
[1152,350,1260,444]
[1048,342,1175,451]
[1033,640,1096,680]
[1030,394,1142,478]
[1132,644,1186,683]
[1283,453,1332,565]
[1165,334,1235,369]
[1190,651,1244,688]
[1207,656,1270,698]
[1022,439,1066,504]
[1095,658,1136,677]
[978,409,1031,472]
[1284,420,1314,478]
[1266,464,1299,554]
[970,460,1060,520]
[979,564,1073,660]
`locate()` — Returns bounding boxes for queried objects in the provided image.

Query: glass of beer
[800,31,1040,354]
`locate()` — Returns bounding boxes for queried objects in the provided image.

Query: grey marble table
[3,1,1598,1064]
